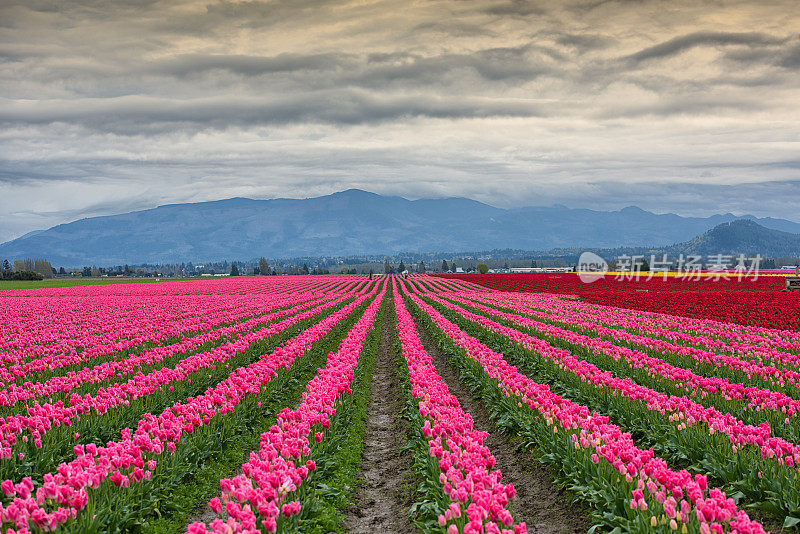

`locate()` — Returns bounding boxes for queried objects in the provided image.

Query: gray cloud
[0,92,549,133]
[0,0,799,243]
[624,31,787,65]
[556,33,616,52]
[482,0,544,17]
[152,52,356,77]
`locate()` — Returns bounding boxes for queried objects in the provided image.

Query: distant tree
[503,262,509,270]
[33,259,54,278]
[59,267,66,275]
[13,260,25,272]
[398,260,406,273]
[640,258,650,272]
[91,266,100,278]
[82,267,92,277]
[259,257,269,275]
[531,260,537,268]
[230,263,240,276]
[124,264,132,276]
[253,267,260,275]
[418,261,425,273]
[301,263,309,275]
[1,270,42,281]
[2,260,10,272]
[477,263,489,274]
[441,260,449,272]
[451,262,457,272]
[383,260,391,274]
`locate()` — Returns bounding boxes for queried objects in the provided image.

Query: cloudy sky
[0,0,798,242]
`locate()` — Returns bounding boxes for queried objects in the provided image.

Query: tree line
[1,258,53,280]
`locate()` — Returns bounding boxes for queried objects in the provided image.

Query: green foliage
[1,300,355,481]
[294,293,386,532]
[0,269,43,281]
[145,298,377,533]
[69,297,375,533]
[476,263,489,274]
[424,295,800,528]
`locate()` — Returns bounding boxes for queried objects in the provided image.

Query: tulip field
[1,275,799,533]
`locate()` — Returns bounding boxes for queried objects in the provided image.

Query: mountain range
[2,189,800,266]
[666,219,800,258]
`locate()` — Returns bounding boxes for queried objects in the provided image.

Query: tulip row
[399,282,769,533]
[0,276,318,358]
[410,289,800,527]
[155,280,384,532]
[436,272,800,332]
[393,280,526,534]
[439,293,800,440]
[0,290,339,410]
[0,281,380,532]
[476,289,800,354]
[0,277,351,385]
[189,284,387,533]
[423,278,798,354]
[0,296,254,383]
[478,291,800,374]
[0,291,360,480]
[418,276,800,375]
[581,290,800,333]
[458,291,800,402]
[3,298,350,485]
[505,291,800,349]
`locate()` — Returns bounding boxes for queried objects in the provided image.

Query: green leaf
[784,516,800,528]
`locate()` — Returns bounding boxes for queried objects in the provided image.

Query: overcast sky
[1,0,798,242]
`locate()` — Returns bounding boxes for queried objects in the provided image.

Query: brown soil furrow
[345,306,415,534]
[415,322,593,534]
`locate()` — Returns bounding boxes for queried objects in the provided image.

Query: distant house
[455,267,464,273]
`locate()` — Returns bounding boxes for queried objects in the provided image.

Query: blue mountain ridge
[2,189,799,266]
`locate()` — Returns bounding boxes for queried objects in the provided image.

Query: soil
[345,308,415,534]
[415,323,594,534]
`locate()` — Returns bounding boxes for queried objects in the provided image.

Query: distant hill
[2,189,800,266]
[667,219,800,257]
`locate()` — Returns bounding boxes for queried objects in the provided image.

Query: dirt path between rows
[415,323,593,534]
[345,308,415,534]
